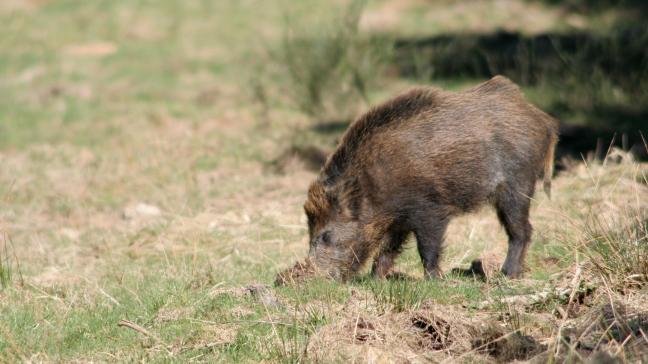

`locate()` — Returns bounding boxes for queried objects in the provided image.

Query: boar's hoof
[424,268,442,279]
[501,266,524,279]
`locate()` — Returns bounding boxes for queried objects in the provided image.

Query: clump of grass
[368,279,427,312]
[0,249,12,290]
[270,0,393,122]
[256,285,332,363]
[261,320,309,364]
[579,211,648,291]
[0,232,22,290]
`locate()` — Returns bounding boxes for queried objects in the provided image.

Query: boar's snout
[308,243,352,281]
[307,225,362,281]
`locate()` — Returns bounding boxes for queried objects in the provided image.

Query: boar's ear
[304,182,333,238]
[305,182,331,215]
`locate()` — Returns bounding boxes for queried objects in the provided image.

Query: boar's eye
[318,230,332,246]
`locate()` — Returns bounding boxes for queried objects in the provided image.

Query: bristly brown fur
[304,75,559,280]
[320,88,438,186]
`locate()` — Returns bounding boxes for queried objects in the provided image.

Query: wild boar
[303,75,558,280]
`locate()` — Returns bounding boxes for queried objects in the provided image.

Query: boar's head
[303,180,387,280]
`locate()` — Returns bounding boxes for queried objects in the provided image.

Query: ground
[0,0,647,362]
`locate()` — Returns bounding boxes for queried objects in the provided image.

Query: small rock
[60,228,80,241]
[64,42,117,57]
[245,284,284,309]
[122,203,162,220]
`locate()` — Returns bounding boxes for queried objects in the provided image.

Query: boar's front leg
[412,214,449,279]
[371,228,409,278]
[496,187,533,278]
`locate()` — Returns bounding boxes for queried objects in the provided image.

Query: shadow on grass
[529,0,648,12]
[393,26,648,90]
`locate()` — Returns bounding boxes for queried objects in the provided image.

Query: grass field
[1,0,647,362]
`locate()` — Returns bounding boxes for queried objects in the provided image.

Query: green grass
[579,213,648,290]
[364,276,485,312]
[0,255,13,291]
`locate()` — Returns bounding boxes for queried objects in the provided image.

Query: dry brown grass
[304,269,647,363]
[304,288,559,363]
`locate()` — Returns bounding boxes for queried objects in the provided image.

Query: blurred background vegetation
[260,0,648,165]
[1,0,646,162]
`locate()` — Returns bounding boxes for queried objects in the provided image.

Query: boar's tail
[543,131,558,199]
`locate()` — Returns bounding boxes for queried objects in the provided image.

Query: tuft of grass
[0,250,12,290]
[260,317,310,364]
[367,278,427,312]
[364,276,484,312]
[580,211,648,291]
[0,232,21,290]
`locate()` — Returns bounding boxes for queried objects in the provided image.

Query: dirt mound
[210,284,284,309]
[275,258,318,286]
[473,325,545,362]
[556,298,648,362]
[306,302,545,362]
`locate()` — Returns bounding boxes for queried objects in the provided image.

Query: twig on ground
[117,319,172,355]
[99,288,120,306]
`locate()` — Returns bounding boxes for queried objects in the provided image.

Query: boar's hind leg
[413,217,449,279]
[496,188,533,278]
[372,229,409,279]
